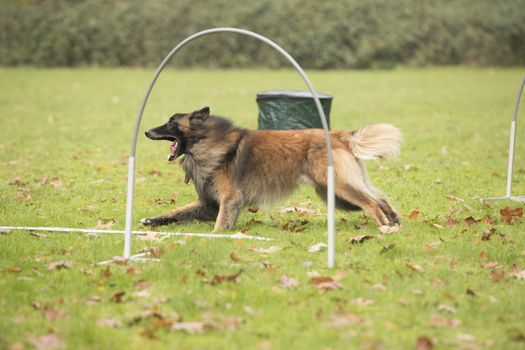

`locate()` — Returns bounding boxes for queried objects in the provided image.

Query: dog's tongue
[168,140,178,162]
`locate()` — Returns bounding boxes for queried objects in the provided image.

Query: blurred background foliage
[1,0,524,68]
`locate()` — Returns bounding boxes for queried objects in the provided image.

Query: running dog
[141,107,402,233]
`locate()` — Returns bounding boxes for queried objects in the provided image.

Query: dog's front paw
[140,217,157,227]
[379,224,401,234]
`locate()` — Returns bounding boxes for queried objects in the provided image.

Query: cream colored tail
[345,124,402,160]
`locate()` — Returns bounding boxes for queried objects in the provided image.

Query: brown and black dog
[141,107,402,233]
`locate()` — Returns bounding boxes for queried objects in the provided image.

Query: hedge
[1,0,524,68]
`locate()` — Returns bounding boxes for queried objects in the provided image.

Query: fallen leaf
[379,244,395,254]
[50,177,63,188]
[110,291,126,303]
[30,232,47,239]
[85,295,102,305]
[444,217,458,228]
[481,228,497,241]
[480,261,500,269]
[6,267,22,273]
[44,307,67,321]
[310,276,343,291]
[47,260,72,270]
[349,235,374,244]
[28,333,65,350]
[279,206,315,215]
[416,336,434,350]
[96,218,115,229]
[512,270,525,280]
[437,304,457,314]
[148,170,161,177]
[229,251,243,262]
[247,206,259,213]
[307,242,327,253]
[428,314,461,328]
[464,216,481,226]
[422,242,441,252]
[280,275,300,289]
[446,194,464,202]
[210,270,243,285]
[133,289,150,298]
[500,206,523,224]
[490,270,505,282]
[98,316,122,328]
[8,177,28,186]
[405,262,424,272]
[38,176,49,186]
[352,297,374,306]
[409,209,420,220]
[250,246,280,254]
[171,321,215,333]
[324,312,361,328]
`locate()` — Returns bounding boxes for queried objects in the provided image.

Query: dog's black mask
[145,106,210,162]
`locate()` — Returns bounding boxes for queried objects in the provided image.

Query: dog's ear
[190,106,210,123]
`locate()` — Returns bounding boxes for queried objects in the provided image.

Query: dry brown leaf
[148,170,161,177]
[171,321,216,333]
[6,267,22,273]
[96,218,115,229]
[47,260,72,270]
[30,232,47,239]
[481,228,497,241]
[229,251,242,262]
[352,297,374,306]
[44,307,67,321]
[464,216,481,226]
[28,333,65,350]
[409,209,420,220]
[324,313,361,328]
[490,270,505,282]
[210,269,243,285]
[85,295,102,305]
[500,206,523,224]
[437,304,457,314]
[110,291,126,303]
[50,177,63,188]
[310,276,344,291]
[422,242,441,252]
[307,242,327,253]
[512,270,525,280]
[445,194,464,202]
[280,275,300,289]
[250,246,280,254]
[8,177,28,186]
[405,262,424,272]
[98,316,122,328]
[247,206,259,213]
[480,261,500,269]
[349,235,374,244]
[428,314,461,328]
[416,336,434,350]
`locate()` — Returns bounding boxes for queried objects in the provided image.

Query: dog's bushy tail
[343,124,402,160]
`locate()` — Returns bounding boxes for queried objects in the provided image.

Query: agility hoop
[124,28,336,267]
[481,76,525,203]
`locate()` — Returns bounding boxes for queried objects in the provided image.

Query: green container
[256,90,333,130]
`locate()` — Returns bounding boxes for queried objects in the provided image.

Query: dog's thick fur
[141,107,402,233]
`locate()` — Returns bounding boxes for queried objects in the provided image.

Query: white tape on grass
[0,226,272,241]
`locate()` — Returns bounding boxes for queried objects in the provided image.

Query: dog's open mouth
[168,140,179,162]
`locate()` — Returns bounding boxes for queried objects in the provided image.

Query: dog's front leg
[213,196,243,232]
[140,201,218,227]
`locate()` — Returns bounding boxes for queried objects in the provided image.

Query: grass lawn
[1,67,525,350]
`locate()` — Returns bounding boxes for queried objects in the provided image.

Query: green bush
[1,0,524,68]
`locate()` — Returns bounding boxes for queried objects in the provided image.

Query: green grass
[1,67,525,350]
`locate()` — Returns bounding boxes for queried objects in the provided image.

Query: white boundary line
[0,226,273,241]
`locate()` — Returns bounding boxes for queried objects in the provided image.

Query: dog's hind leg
[140,201,218,227]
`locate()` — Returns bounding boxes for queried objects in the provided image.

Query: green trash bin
[256,90,333,130]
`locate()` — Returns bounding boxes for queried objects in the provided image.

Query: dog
[140,107,402,233]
